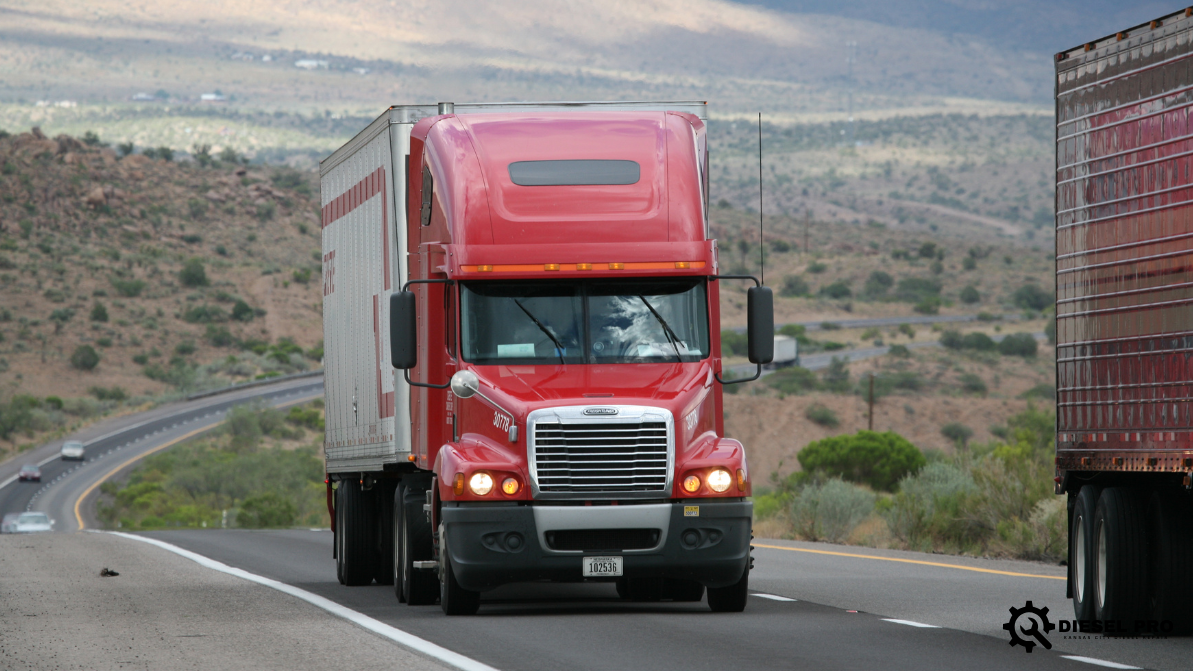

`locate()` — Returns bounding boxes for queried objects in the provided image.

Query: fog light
[501,477,520,495]
[469,472,494,496]
[708,469,732,493]
[683,475,701,493]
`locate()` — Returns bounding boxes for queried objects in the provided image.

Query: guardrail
[185,369,324,401]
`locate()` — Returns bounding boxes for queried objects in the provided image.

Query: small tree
[179,258,209,287]
[90,302,109,322]
[798,430,926,492]
[959,285,980,304]
[70,345,100,371]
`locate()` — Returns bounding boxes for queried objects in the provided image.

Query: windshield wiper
[638,296,683,362]
[513,299,566,365]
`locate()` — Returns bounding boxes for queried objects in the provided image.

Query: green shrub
[862,271,893,298]
[44,288,67,303]
[1019,383,1055,400]
[804,403,839,428]
[110,277,146,297]
[291,268,312,285]
[821,356,851,393]
[96,337,113,347]
[1044,318,1056,345]
[962,256,977,271]
[961,332,996,351]
[181,234,202,244]
[89,386,127,401]
[818,281,852,299]
[807,261,827,274]
[237,492,297,528]
[913,296,941,314]
[286,406,325,431]
[44,396,64,410]
[182,304,228,323]
[90,302,109,322]
[999,333,1038,357]
[1011,284,1052,311]
[175,341,197,356]
[895,277,941,303]
[721,330,748,357]
[941,422,974,446]
[231,300,254,322]
[780,275,809,297]
[132,353,150,365]
[869,371,925,397]
[897,323,915,339]
[888,344,911,358]
[70,345,100,371]
[766,366,821,395]
[789,479,876,542]
[959,373,988,395]
[187,199,208,220]
[959,285,980,304]
[179,258,209,287]
[205,325,235,347]
[882,461,976,544]
[256,201,277,221]
[798,430,925,492]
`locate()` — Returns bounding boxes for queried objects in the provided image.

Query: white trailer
[769,335,798,368]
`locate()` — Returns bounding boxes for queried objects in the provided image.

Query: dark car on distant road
[17,464,41,482]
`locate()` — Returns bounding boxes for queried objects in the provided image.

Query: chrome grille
[530,408,672,496]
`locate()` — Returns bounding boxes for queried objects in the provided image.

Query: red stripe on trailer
[381,167,391,290]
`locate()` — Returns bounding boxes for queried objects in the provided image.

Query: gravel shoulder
[0,532,451,671]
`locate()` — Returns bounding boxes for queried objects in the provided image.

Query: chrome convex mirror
[450,370,480,399]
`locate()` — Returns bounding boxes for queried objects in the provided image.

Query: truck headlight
[469,472,494,496]
[708,469,732,493]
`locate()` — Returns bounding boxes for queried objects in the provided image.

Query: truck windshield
[460,279,709,365]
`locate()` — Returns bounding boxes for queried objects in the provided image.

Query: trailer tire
[707,566,748,613]
[1145,491,1193,632]
[374,482,395,586]
[1093,487,1148,626]
[440,530,480,616]
[402,486,437,605]
[1071,485,1098,621]
[340,479,376,586]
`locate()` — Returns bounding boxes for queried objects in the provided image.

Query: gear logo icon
[1003,601,1055,653]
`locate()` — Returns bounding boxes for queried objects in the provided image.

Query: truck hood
[473,361,713,413]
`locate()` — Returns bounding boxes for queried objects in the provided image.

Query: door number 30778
[493,412,511,432]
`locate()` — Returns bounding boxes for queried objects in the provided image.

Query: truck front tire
[340,479,376,586]
[440,530,480,615]
[1093,487,1148,625]
[706,566,748,612]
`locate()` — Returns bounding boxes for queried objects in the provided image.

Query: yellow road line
[752,543,1066,581]
[74,394,322,530]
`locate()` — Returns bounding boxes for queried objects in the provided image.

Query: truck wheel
[1145,492,1193,632]
[402,486,437,605]
[393,485,405,602]
[662,578,705,602]
[707,566,748,613]
[374,483,395,586]
[340,479,376,586]
[335,484,345,585]
[1093,488,1148,625]
[1071,485,1098,620]
[440,531,480,615]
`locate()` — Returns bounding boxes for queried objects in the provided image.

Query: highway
[2,378,1189,671]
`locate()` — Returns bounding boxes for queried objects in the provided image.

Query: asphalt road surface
[3,376,1188,671]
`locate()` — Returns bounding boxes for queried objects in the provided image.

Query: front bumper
[440,499,752,592]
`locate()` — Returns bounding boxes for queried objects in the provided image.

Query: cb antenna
[758,112,765,286]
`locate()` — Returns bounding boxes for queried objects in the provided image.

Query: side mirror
[746,286,774,364]
[389,291,417,369]
[450,370,480,399]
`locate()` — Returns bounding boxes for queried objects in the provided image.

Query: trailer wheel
[402,486,437,605]
[440,529,480,615]
[707,566,748,613]
[1071,485,1098,620]
[1093,487,1148,625]
[340,479,376,586]
[1145,491,1193,632]
[374,482,395,586]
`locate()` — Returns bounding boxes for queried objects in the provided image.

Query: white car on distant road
[1,512,54,533]
[60,440,85,460]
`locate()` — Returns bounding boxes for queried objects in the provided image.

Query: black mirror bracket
[395,279,454,390]
[710,274,773,385]
[715,364,760,385]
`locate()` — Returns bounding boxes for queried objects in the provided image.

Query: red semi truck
[1055,11,1193,628]
[319,101,773,615]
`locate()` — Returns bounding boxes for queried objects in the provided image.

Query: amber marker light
[683,475,701,493]
[477,265,493,272]
[608,262,624,270]
[576,263,592,271]
[469,472,494,496]
[544,263,560,271]
[453,473,465,496]
[674,261,691,269]
[737,469,746,492]
[501,477,520,495]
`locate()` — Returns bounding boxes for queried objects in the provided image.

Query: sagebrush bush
[804,403,839,428]
[999,333,1038,357]
[798,430,925,492]
[70,345,100,371]
[882,461,976,546]
[789,479,875,543]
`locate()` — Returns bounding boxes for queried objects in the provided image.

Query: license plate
[582,556,623,577]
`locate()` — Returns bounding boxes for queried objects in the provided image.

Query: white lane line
[751,593,796,601]
[108,533,499,671]
[881,618,941,629]
[1060,656,1141,669]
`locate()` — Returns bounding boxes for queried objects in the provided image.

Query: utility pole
[804,209,810,254]
[867,373,875,431]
